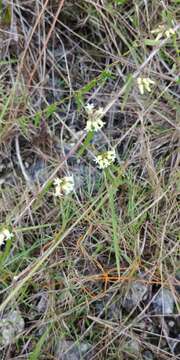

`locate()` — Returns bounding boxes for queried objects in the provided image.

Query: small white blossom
[0,228,13,247]
[85,103,95,113]
[137,77,155,95]
[54,176,74,197]
[151,25,175,40]
[95,149,116,169]
[85,103,105,132]
[165,28,175,38]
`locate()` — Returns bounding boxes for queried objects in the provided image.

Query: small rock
[36,292,48,313]
[152,288,174,314]
[0,310,24,346]
[168,320,175,327]
[175,269,180,281]
[27,159,49,184]
[56,340,92,360]
[93,295,122,321]
[168,316,180,338]
[168,338,179,354]
[123,339,140,356]
[174,340,180,355]
[142,350,154,360]
[122,281,149,311]
[72,163,102,193]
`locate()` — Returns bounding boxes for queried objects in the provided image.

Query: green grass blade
[29,326,50,360]
[108,187,120,276]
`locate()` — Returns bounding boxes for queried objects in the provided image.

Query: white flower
[54,176,74,196]
[85,103,105,132]
[95,149,116,169]
[0,228,13,247]
[85,103,95,113]
[165,28,175,38]
[86,118,105,132]
[151,25,165,40]
[137,77,155,95]
[151,25,175,40]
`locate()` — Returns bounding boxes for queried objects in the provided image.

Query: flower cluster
[151,25,175,40]
[95,149,116,169]
[54,176,74,197]
[85,103,105,132]
[137,77,155,95]
[53,104,117,197]
[0,228,13,247]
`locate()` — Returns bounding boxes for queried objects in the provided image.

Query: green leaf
[99,70,114,81]
[144,39,160,46]
[0,237,12,268]
[18,116,29,135]
[0,92,11,128]
[77,131,94,157]
[114,0,127,4]
[0,59,17,65]
[75,91,84,110]
[1,4,11,26]
[176,77,180,85]
[44,103,57,118]
[0,0,3,16]
[161,9,174,25]
[75,69,113,110]
[34,113,41,127]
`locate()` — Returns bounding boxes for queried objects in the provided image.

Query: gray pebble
[27,159,49,184]
[56,340,92,360]
[123,339,140,355]
[143,350,154,360]
[0,310,24,346]
[152,288,174,314]
[122,281,149,311]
